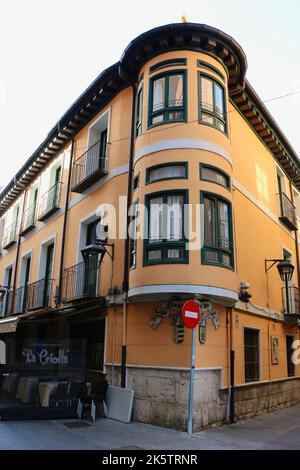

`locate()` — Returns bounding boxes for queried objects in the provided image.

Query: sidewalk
[1,405,300,450]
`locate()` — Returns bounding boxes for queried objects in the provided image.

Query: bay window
[202,192,233,268]
[144,191,188,264]
[148,71,187,126]
[146,163,188,184]
[199,74,227,133]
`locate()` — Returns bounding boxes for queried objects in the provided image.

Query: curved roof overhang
[0,22,299,215]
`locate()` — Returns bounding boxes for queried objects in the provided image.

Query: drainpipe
[57,139,75,304]
[10,192,27,313]
[289,181,300,292]
[229,307,235,424]
[121,84,136,388]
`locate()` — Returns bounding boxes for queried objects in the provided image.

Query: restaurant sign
[21,346,69,366]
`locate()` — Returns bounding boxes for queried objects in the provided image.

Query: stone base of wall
[105,366,300,431]
[105,365,227,431]
[234,378,300,421]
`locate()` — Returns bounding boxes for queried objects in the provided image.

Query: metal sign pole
[187,327,196,435]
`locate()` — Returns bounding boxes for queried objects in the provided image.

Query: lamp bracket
[265,259,284,274]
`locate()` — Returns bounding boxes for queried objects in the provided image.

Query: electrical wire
[71,89,300,153]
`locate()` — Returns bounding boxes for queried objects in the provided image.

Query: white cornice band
[128,284,238,306]
[134,139,233,166]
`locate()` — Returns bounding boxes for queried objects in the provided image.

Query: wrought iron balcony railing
[38,182,62,221]
[20,202,37,236]
[7,279,53,314]
[61,258,99,303]
[278,192,297,231]
[26,278,53,311]
[71,138,108,193]
[2,221,18,249]
[282,286,300,315]
[0,289,12,317]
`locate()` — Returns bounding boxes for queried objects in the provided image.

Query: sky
[0,0,299,189]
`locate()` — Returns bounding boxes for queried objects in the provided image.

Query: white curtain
[149,197,163,242]
[168,75,183,107]
[152,78,165,112]
[218,201,229,249]
[167,195,183,241]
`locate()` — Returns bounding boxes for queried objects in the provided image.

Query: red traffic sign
[182,300,200,329]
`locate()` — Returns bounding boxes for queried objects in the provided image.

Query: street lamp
[81,224,114,265]
[265,259,295,314]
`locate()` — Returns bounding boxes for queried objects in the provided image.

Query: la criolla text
[102,454,198,466]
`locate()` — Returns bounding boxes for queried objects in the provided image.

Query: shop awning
[0,308,54,334]
[0,316,18,333]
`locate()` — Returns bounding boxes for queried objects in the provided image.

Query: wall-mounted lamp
[81,224,114,265]
[265,259,294,314]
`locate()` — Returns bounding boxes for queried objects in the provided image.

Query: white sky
[0,0,299,189]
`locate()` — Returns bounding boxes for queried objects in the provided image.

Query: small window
[149,71,187,127]
[202,192,234,269]
[133,174,139,191]
[286,336,295,377]
[129,200,138,269]
[244,328,260,383]
[136,81,143,137]
[199,74,227,133]
[146,163,187,184]
[144,191,188,265]
[200,164,230,189]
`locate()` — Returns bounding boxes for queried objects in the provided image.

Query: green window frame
[133,173,139,191]
[148,70,187,128]
[144,190,188,265]
[201,191,234,269]
[145,162,188,185]
[136,80,143,137]
[198,73,227,134]
[129,199,138,269]
[200,164,230,190]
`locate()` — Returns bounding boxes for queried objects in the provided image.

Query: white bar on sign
[185,310,198,319]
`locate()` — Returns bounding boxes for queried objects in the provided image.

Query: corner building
[0,23,300,430]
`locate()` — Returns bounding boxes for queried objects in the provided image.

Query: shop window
[199,74,227,133]
[286,335,295,377]
[200,164,230,189]
[244,328,260,383]
[201,192,234,269]
[148,71,187,127]
[144,191,188,265]
[146,163,188,184]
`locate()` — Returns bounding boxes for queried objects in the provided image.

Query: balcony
[71,139,108,193]
[278,192,297,231]
[38,182,62,221]
[2,221,18,249]
[0,289,12,317]
[20,202,37,236]
[61,258,99,303]
[8,279,53,314]
[282,286,300,326]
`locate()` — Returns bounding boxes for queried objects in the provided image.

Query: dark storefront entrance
[0,306,106,419]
